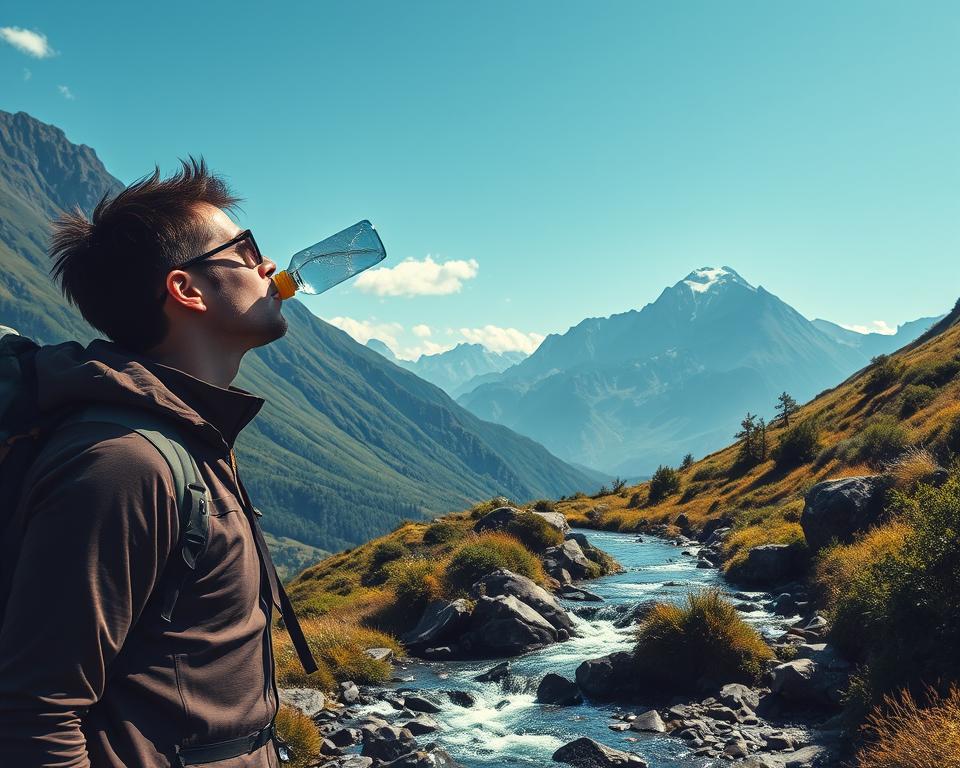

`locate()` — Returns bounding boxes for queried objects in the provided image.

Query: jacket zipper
[229,449,281,721]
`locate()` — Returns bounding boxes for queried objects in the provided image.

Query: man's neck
[144,338,244,390]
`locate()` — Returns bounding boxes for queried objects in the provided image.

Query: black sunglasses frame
[179,229,264,270]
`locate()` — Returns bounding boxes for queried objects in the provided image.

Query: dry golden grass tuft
[855,684,960,768]
[884,446,941,490]
[814,521,911,606]
[274,704,323,768]
[273,616,402,692]
[443,531,546,596]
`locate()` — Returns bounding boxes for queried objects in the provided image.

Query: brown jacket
[0,339,285,767]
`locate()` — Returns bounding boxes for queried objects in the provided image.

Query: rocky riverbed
[288,529,844,768]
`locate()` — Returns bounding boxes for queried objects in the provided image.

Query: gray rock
[323,757,374,768]
[464,594,557,654]
[404,694,443,713]
[401,598,473,648]
[365,647,394,662]
[359,724,417,762]
[771,658,847,705]
[278,687,326,717]
[339,681,360,705]
[629,709,665,733]
[328,727,360,747]
[733,544,805,585]
[719,683,761,711]
[401,715,440,735]
[553,736,648,767]
[785,745,836,768]
[575,651,636,700]
[474,506,568,535]
[537,673,583,706]
[559,586,605,602]
[473,568,575,634]
[474,661,510,683]
[801,476,887,552]
[545,540,593,579]
[738,756,781,767]
[446,690,476,707]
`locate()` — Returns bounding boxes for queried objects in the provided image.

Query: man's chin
[250,316,289,349]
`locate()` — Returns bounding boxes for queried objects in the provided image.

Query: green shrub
[633,590,774,692]
[369,539,408,569]
[649,465,681,504]
[691,464,722,481]
[505,511,564,553]
[443,532,545,596]
[532,498,556,513]
[829,476,960,713]
[385,556,443,613]
[866,354,905,393]
[838,417,908,467]
[422,520,461,546]
[943,415,960,456]
[773,418,821,468]
[898,384,936,418]
[903,358,960,388]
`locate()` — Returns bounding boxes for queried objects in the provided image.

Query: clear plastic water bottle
[272,220,386,300]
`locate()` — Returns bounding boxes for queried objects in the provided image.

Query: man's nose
[260,258,277,278]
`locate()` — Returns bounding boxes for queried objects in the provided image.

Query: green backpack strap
[63,405,209,623]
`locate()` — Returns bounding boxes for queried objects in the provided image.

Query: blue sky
[3,1,959,360]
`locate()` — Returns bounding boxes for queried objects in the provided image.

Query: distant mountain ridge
[459,266,940,476]
[365,339,526,398]
[0,109,599,558]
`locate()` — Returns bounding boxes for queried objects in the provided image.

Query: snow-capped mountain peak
[681,266,755,294]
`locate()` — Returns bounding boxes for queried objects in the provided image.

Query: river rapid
[358,529,798,768]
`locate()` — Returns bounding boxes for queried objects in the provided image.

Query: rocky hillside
[0,109,600,560]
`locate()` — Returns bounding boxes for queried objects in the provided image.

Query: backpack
[0,331,317,674]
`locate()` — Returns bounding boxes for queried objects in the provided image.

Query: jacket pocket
[173,652,192,725]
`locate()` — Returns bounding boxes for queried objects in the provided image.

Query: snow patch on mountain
[682,266,756,294]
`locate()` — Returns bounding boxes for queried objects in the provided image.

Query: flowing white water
[359,529,795,767]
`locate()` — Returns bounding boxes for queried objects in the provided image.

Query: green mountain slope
[0,109,598,555]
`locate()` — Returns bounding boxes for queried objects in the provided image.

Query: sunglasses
[179,229,264,270]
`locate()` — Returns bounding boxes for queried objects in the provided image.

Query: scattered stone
[339,681,360,705]
[402,715,440,735]
[705,705,739,723]
[379,746,464,768]
[545,539,594,580]
[764,733,795,751]
[609,722,632,732]
[319,738,342,757]
[365,647,394,663]
[474,661,510,683]
[323,757,374,768]
[327,727,360,748]
[473,569,576,633]
[719,683,760,712]
[401,599,473,648]
[422,646,455,660]
[537,673,583,706]
[629,709,666,733]
[464,594,557,654]
[559,586,605,602]
[495,699,511,710]
[446,690,476,707]
[575,651,636,700]
[733,544,804,585]
[359,724,416,762]
[552,736,648,767]
[404,694,443,714]
[278,687,326,718]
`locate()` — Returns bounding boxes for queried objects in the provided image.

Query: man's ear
[165,269,208,313]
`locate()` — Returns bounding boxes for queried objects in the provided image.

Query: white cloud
[459,325,545,355]
[840,320,896,336]
[0,27,56,58]
[354,255,478,297]
[57,84,75,100]
[412,324,432,338]
[399,340,456,362]
[22,68,31,81]
[324,316,403,354]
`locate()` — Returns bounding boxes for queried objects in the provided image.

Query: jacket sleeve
[0,430,180,767]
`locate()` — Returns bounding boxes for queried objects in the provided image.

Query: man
[0,158,309,766]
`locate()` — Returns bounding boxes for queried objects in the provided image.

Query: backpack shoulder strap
[62,405,209,623]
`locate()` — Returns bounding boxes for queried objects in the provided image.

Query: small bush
[855,684,960,768]
[275,704,323,768]
[943,415,960,456]
[627,491,644,508]
[443,532,545,596]
[505,511,564,553]
[814,521,910,607]
[649,465,681,504]
[838,417,908,467]
[692,464,722,481]
[385,557,443,614]
[866,354,905,393]
[422,520,461,546]
[369,540,409,569]
[532,498,556,513]
[633,590,774,692]
[680,453,695,470]
[898,384,936,418]
[773,418,822,468]
[722,503,806,574]
[903,358,960,388]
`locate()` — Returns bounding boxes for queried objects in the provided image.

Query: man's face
[184,203,288,349]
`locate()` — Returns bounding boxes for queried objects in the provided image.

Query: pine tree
[680,453,694,470]
[775,391,798,428]
[756,416,768,462]
[735,413,757,465]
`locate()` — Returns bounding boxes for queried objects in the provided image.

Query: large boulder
[801,476,887,552]
[463,594,557,655]
[574,651,636,700]
[401,599,472,648]
[553,737,648,768]
[770,658,847,706]
[545,540,593,580]
[278,687,326,717]
[537,673,582,705]
[731,544,805,585]
[472,569,575,634]
[474,506,570,535]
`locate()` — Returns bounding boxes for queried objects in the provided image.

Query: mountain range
[365,340,526,398]
[0,109,599,562]
[457,266,940,476]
